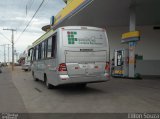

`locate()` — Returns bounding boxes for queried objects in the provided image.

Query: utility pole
[3,29,16,71]
[8,44,9,62]
[4,45,6,63]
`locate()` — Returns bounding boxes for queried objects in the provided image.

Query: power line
[15,0,45,43]
[26,0,35,16]
[0,32,11,43]
[16,0,36,32]
[29,0,48,27]
[16,0,32,32]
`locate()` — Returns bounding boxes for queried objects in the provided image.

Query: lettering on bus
[67,32,104,45]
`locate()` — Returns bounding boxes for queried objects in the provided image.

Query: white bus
[31,26,110,89]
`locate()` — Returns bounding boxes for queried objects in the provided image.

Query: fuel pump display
[112,49,129,77]
[117,51,123,66]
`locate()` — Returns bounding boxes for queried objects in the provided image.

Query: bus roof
[60,26,105,31]
[32,29,55,47]
[32,26,105,47]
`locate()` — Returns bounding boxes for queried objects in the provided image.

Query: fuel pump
[112,49,129,77]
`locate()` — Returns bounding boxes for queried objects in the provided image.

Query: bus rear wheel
[44,75,54,89]
[32,72,38,81]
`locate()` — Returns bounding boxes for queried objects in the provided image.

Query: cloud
[0,0,66,62]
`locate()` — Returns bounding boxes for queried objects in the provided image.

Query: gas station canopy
[51,0,160,78]
[53,0,160,30]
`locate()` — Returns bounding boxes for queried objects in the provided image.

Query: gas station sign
[121,31,140,43]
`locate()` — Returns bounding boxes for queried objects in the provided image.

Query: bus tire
[32,72,38,81]
[44,75,53,89]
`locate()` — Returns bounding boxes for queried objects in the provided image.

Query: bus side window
[41,42,45,59]
[47,37,52,58]
[27,49,32,61]
[36,46,38,60]
[33,47,36,61]
[44,40,47,58]
[52,34,57,58]
[38,43,42,60]
[30,49,33,62]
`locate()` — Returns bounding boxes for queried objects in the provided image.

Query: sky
[0,0,66,62]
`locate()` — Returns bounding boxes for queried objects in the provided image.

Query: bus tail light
[58,63,67,72]
[105,62,110,71]
[105,62,110,79]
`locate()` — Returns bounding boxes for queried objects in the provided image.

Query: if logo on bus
[67,32,77,44]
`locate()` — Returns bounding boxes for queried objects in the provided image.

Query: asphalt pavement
[12,66,160,113]
[0,66,160,117]
[0,67,27,113]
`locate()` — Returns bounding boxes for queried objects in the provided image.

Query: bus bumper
[58,74,109,85]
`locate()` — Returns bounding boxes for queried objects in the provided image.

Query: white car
[22,62,31,71]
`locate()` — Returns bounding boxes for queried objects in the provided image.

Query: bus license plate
[79,64,87,69]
